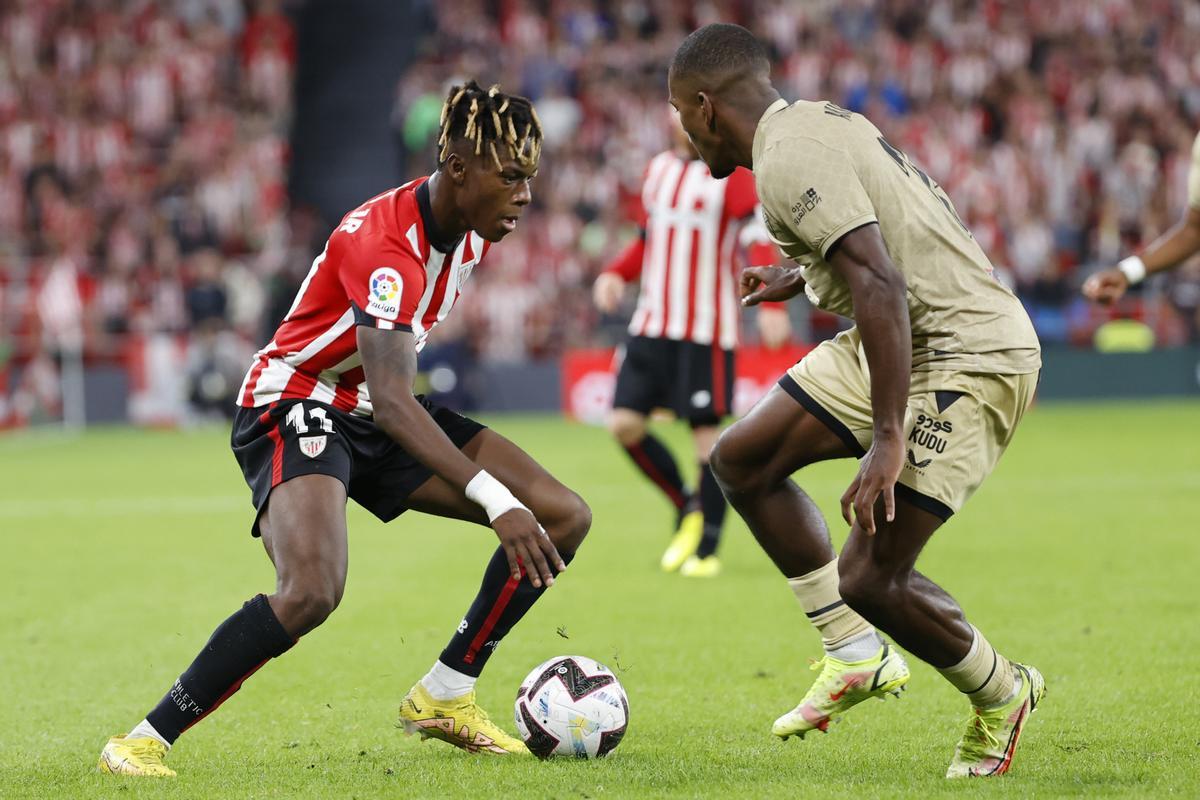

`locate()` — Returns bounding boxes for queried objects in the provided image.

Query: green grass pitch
[1,400,1198,799]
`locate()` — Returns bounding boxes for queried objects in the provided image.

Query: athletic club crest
[457,260,476,291]
[299,435,327,458]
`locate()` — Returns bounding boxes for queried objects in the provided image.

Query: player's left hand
[756,306,791,349]
[840,434,904,535]
[740,265,804,306]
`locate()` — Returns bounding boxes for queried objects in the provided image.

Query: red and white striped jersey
[238,177,490,416]
[603,151,777,350]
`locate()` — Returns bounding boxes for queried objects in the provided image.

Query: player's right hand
[1082,268,1130,305]
[491,507,565,588]
[740,265,804,306]
[840,434,904,535]
[593,272,625,313]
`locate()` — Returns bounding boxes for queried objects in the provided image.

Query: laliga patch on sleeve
[366,267,403,320]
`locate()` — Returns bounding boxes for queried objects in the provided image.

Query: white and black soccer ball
[514,655,629,759]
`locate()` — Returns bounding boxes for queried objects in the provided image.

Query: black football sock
[144,594,295,743]
[695,462,727,558]
[439,547,576,678]
[621,433,688,511]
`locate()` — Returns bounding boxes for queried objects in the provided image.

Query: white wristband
[1117,255,1146,285]
[465,470,526,523]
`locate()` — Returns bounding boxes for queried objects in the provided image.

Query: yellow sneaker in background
[399,682,528,755]
[661,510,703,572]
[679,554,721,578]
[97,735,176,777]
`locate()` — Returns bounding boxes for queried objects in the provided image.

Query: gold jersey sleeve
[1187,131,1200,209]
[752,99,1041,374]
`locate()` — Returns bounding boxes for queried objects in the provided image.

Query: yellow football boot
[773,642,910,740]
[946,663,1045,778]
[679,554,721,578]
[661,509,703,572]
[399,683,528,755]
[97,735,176,777]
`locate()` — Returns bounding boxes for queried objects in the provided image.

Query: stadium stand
[2,0,1199,423]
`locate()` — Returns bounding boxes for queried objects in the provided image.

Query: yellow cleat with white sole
[679,554,721,578]
[773,641,910,739]
[945,663,1045,778]
[661,509,703,572]
[97,735,176,777]
[399,682,528,755]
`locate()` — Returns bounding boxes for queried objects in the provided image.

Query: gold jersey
[752,99,1041,374]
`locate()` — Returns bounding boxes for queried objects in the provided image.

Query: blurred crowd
[3,0,1200,416]
[399,0,1200,355]
[0,0,296,418]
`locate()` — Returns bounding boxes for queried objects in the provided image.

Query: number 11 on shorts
[286,403,334,434]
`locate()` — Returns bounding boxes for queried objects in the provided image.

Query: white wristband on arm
[465,470,526,523]
[1118,255,1147,285]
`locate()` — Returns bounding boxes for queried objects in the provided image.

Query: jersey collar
[752,98,789,168]
[416,178,465,255]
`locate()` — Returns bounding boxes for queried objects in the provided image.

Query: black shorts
[612,335,734,426]
[231,397,485,537]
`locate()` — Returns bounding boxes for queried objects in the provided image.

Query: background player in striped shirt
[99,82,586,776]
[593,121,789,578]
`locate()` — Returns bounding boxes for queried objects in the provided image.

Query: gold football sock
[937,625,1018,708]
[788,559,876,652]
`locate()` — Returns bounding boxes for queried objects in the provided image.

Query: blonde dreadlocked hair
[437,80,543,172]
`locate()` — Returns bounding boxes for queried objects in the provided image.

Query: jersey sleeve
[760,137,878,259]
[602,233,646,281]
[723,166,760,220]
[1188,131,1200,210]
[338,236,426,331]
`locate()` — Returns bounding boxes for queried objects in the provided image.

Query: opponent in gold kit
[668,24,1044,778]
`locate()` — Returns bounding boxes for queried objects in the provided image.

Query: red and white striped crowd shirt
[238,177,489,416]
[604,151,778,350]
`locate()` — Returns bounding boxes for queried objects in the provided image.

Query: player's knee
[607,410,645,447]
[276,578,342,633]
[710,430,756,494]
[548,491,591,553]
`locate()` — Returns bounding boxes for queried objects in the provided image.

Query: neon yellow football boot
[661,509,703,572]
[399,682,528,755]
[679,554,721,578]
[946,663,1045,778]
[773,641,910,739]
[97,735,176,777]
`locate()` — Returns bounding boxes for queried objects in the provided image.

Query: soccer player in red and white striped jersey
[593,121,790,578]
[101,82,588,777]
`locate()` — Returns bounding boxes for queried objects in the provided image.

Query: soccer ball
[514,655,629,759]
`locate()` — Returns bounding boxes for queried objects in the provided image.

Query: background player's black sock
[144,594,294,743]
[439,547,576,677]
[695,462,727,558]
[621,434,687,511]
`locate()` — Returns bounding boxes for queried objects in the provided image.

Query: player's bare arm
[740,264,805,306]
[826,223,911,535]
[359,326,564,586]
[1083,207,1200,304]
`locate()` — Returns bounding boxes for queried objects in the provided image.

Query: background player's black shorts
[612,335,735,426]
[231,397,485,537]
